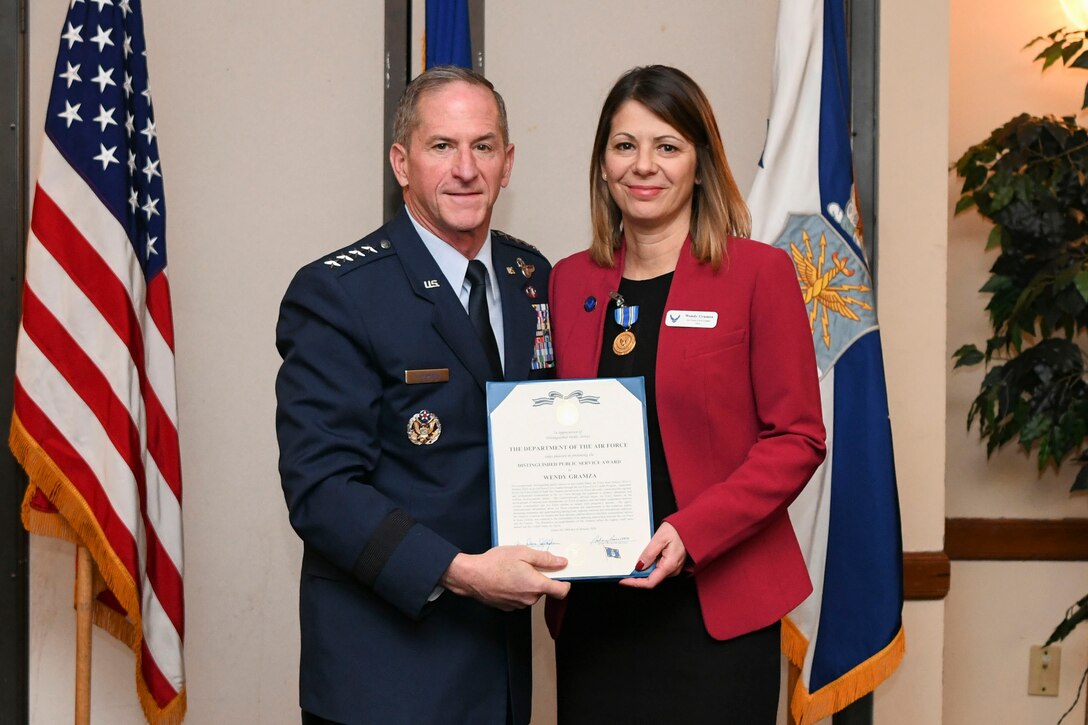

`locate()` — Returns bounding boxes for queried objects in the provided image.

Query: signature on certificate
[524,538,559,551]
[590,535,632,546]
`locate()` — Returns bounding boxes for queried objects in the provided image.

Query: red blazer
[546,236,826,640]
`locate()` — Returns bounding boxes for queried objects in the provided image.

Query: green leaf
[1021,414,1051,444]
[986,225,1004,250]
[991,185,1015,212]
[1010,325,1024,352]
[963,165,987,193]
[1043,44,1066,70]
[980,275,1013,294]
[1038,432,1052,468]
[1075,271,1088,301]
[1073,49,1088,69]
[1056,265,1080,290]
[1036,40,1061,62]
[953,345,985,368]
[1047,594,1088,644]
[955,195,977,214]
[953,149,975,176]
[1063,40,1084,63]
[1074,465,1088,492]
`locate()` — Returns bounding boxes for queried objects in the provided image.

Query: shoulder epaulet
[317,236,395,273]
[493,229,541,255]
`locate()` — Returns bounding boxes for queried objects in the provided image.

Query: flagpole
[74,546,93,725]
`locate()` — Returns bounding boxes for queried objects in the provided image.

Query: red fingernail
[635,560,647,571]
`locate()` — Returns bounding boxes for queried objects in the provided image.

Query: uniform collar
[406,209,498,298]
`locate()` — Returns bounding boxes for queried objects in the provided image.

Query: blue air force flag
[425,0,472,69]
[747,1,904,723]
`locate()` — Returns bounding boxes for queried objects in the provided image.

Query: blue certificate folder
[486,377,655,580]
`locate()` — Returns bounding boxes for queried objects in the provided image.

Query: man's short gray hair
[391,65,510,148]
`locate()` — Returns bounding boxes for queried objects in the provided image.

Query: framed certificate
[486,378,654,580]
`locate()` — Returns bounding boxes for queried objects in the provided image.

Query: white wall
[947,0,1088,722]
[945,562,1088,724]
[872,2,950,723]
[24,1,950,723]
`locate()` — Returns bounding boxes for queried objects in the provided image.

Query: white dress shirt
[407,210,506,371]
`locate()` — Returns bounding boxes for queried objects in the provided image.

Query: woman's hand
[618,521,687,589]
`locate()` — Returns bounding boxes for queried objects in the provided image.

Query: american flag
[9,0,185,722]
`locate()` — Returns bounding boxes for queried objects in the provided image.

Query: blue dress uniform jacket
[275,208,552,725]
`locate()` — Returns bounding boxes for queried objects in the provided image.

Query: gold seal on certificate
[486,378,654,580]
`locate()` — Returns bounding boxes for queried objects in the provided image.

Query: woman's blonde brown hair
[589,65,751,269]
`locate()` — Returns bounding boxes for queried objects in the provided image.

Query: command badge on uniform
[407,410,442,445]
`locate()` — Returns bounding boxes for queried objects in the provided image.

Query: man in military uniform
[275,67,569,725]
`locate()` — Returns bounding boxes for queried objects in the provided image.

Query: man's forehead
[415,84,502,129]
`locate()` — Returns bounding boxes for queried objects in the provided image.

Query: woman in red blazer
[547,66,826,723]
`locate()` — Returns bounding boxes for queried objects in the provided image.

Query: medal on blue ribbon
[610,292,639,356]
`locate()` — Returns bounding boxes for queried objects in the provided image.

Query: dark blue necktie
[466,260,503,380]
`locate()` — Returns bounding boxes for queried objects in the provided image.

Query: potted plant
[952,25,1088,675]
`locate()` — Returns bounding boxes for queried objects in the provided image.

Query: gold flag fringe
[781,615,906,725]
[20,484,79,545]
[10,413,187,724]
[93,601,139,650]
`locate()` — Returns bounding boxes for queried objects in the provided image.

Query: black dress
[554,273,781,725]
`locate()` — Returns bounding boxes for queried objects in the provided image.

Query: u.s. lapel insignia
[505,266,516,276]
[407,410,442,445]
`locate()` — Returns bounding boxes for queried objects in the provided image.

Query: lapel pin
[505,266,516,276]
[584,296,596,312]
[524,284,539,299]
[515,257,535,279]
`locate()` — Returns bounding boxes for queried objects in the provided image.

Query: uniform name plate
[486,378,654,580]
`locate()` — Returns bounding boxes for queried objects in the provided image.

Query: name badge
[665,310,718,328]
[404,368,450,384]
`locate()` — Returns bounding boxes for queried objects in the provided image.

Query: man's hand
[441,546,571,611]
